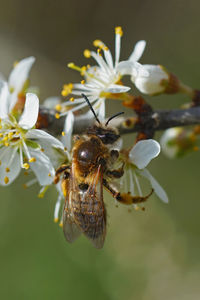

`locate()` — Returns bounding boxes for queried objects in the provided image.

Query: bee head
[81,94,123,145]
[87,125,120,145]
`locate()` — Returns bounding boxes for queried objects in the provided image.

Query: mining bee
[54,94,152,249]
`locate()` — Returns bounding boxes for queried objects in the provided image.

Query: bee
[54,94,152,249]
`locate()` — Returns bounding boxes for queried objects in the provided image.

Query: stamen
[5,167,10,173]
[81,80,85,84]
[4,176,9,184]
[115,26,123,36]
[61,83,73,97]
[69,97,74,102]
[23,163,30,170]
[83,49,91,58]
[29,157,36,163]
[55,104,62,112]
[55,113,60,119]
[62,131,65,136]
[38,185,49,198]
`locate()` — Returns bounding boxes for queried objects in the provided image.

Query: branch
[37,106,200,136]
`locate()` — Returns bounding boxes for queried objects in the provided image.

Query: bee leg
[106,165,124,179]
[54,164,70,184]
[103,178,153,205]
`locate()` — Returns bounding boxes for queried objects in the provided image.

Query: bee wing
[62,164,82,243]
[78,165,106,249]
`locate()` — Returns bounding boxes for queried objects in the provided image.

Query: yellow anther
[40,148,44,152]
[54,218,59,223]
[3,136,8,142]
[61,83,73,97]
[115,26,123,36]
[48,173,51,177]
[81,66,87,76]
[55,113,60,119]
[68,62,75,68]
[0,160,1,165]
[29,157,36,163]
[55,104,62,112]
[81,80,85,84]
[83,49,91,58]
[59,221,63,228]
[9,86,14,93]
[5,167,10,173]
[64,147,67,151]
[4,176,9,184]
[62,131,65,136]
[0,125,2,129]
[134,205,140,211]
[23,163,30,170]
[87,64,91,69]
[93,39,102,47]
[70,97,74,102]
[8,132,13,139]
[4,142,9,147]
[104,46,109,51]
[13,61,19,68]
[0,133,3,137]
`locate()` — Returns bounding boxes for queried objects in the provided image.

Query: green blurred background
[0,0,200,299]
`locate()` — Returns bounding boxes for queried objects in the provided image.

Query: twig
[37,106,200,136]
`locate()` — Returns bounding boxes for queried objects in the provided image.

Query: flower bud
[132,64,180,96]
[160,127,198,158]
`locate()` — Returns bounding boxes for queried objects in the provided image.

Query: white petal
[8,56,35,94]
[129,139,160,169]
[28,148,55,186]
[0,81,9,119]
[133,64,168,95]
[117,61,135,76]
[18,93,39,129]
[129,40,146,62]
[26,129,64,149]
[105,84,130,93]
[0,147,21,186]
[139,168,169,203]
[62,111,74,151]
[97,99,105,121]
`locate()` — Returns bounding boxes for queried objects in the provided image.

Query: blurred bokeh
[0,0,200,299]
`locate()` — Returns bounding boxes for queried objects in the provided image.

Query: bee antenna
[81,94,101,124]
[105,112,124,126]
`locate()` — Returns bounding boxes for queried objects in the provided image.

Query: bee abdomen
[74,210,106,239]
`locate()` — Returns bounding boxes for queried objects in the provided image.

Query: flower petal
[139,168,169,203]
[0,81,9,119]
[62,111,74,151]
[105,84,130,93]
[26,129,64,149]
[18,93,39,129]
[0,147,21,186]
[129,139,160,169]
[8,56,35,94]
[129,40,146,62]
[28,148,55,186]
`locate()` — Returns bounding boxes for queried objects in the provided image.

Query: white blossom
[160,127,198,158]
[131,64,169,95]
[0,88,65,186]
[0,56,35,112]
[120,139,168,206]
[59,27,146,122]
